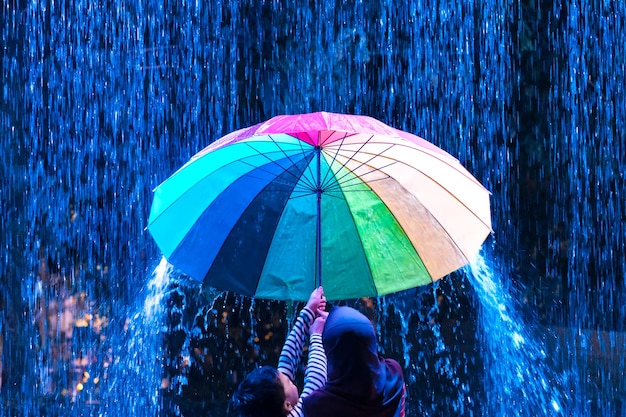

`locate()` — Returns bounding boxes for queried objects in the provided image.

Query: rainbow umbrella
[147,112,491,301]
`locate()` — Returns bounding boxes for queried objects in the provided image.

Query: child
[230,287,327,417]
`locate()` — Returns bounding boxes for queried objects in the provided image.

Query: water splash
[99,257,172,417]
[144,258,173,318]
[468,253,573,416]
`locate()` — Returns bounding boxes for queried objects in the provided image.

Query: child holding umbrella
[230,287,328,417]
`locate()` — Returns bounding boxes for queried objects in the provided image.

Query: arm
[301,331,327,396]
[290,331,327,417]
[278,287,326,380]
[277,306,315,381]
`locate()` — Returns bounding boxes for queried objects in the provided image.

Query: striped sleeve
[290,333,327,417]
[277,307,315,381]
[301,333,327,396]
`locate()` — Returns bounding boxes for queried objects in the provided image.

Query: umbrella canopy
[147,112,491,301]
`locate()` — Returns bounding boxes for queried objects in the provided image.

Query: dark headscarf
[302,306,405,417]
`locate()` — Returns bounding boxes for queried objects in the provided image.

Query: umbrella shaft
[316,146,322,288]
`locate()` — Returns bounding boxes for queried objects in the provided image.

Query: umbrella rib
[232,153,313,193]
[343,152,492,232]
[318,131,350,192]
[148,150,316,227]
[330,163,439,285]
[326,175,393,192]
[319,134,385,193]
[321,138,491,233]
[336,142,484,193]
[242,137,318,193]
[322,142,397,193]
[268,134,320,193]
[242,140,303,182]
[337,158,396,186]
[330,138,486,188]
[233,167,316,196]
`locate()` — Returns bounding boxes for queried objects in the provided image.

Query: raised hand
[309,315,327,335]
[305,286,327,317]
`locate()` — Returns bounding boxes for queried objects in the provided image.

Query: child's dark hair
[229,366,285,417]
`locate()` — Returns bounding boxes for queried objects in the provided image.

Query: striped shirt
[277,307,327,417]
